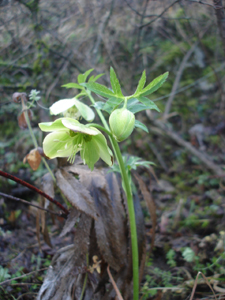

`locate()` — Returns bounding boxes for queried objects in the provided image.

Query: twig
[107,265,124,300]
[153,62,225,102]
[189,272,217,300]
[213,0,225,57]
[17,292,38,300]
[46,58,70,101]
[132,0,150,85]
[125,0,204,20]
[163,41,198,117]
[147,117,225,176]
[0,267,48,286]
[92,0,115,63]
[140,0,180,29]
[0,192,67,219]
[148,142,168,172]
[163,22,211,117]
[187,0,215,7]
[0,170,69,215]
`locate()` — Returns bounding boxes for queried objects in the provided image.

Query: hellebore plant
[39,67,168,300]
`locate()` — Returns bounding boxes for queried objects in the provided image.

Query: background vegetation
[1,0,225,299]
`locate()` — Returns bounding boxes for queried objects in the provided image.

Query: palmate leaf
[81,82,115,98]
[110,67,123,97]
[133,71,168,98]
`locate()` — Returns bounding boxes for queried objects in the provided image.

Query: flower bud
[109,108,135,142]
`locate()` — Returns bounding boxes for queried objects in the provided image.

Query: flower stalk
[86,91,139,300]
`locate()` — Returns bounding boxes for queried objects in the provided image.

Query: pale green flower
[39,118,113,171]
[49,98,95,122]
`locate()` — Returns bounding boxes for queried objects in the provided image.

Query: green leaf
[62,83,83,89]
[134,70,146,95]
[140,72,169,97]
[76,91,87,98]
[127,99,150,114]
[135,160,155,167]
[110,67,123,97]
[89,73,104,82]
[134,120,149,133]
[83,68,94,82]
[92,101,105,110]
[102,103,112,114]
[81,82,115,98]
[104,97,123,109]
[137,96,160,112]
[77,69,94,84]
[182,247,195,263]
[88,75,95,82]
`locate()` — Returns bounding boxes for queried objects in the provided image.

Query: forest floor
[1,150,225,300]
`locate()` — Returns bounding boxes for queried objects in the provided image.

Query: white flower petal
[50,99,76,115]
[62,119,99,136]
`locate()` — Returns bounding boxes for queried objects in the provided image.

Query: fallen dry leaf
[67,166,128,271]
[56,168,98,220]
[23,148,42,171]
[18,109,33,129]
[59,208,80,237]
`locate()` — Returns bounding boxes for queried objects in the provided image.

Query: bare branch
[0,170,69,215]
[0,268,48,286]
[0,192,67,219]
[163,22,211,117]
[147,116,225,176]
[187,0,215,7]
[140,0,180,29]
[163,41,198,117]
[213,0,225,57]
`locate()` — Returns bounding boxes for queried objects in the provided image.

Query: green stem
[110,136,139,300]
[89,123,111,136]
[86,90,110,131]
[24,109,56,182]
[86,90,139,300]
[86,90,119,163]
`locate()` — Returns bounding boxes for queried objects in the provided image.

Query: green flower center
[69,130,78,137]
[67,130,92,163]
[83,134,92,142]
[63,106,81,119]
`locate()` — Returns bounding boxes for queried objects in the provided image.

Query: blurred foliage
[1,1,225,299]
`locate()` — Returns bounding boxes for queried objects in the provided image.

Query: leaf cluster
[62,67,168,134]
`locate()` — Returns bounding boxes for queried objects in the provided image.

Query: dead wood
[37,165,146,300]
[148,115,225,176]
